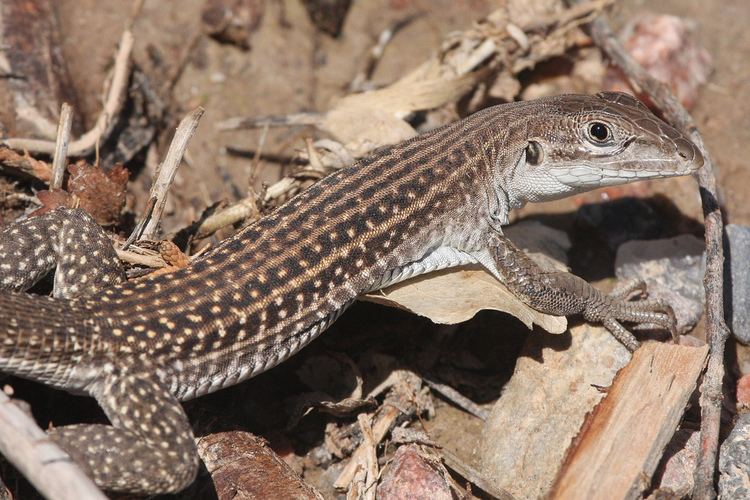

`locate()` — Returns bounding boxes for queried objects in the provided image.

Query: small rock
[300,0,352,37]
[652,429,699,498]
[726,225,750,344]
[719,413,750,499]
[615,235,705,334]
[604,13,712,110]
[201,0,265,50]
[377,444,452,500]
[737,374,750,410]
[578,198,665,251]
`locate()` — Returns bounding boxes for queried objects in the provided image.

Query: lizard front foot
[582,279,677,352]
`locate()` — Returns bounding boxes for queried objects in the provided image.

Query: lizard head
[504,91,703,207]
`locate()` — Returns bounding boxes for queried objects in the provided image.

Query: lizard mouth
[551,164,697,188]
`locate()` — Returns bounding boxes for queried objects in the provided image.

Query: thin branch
[50,103,73,189]
[572,5,729,499]
[1,30,134,157]
[0,391,106,500]
[141,108,205,239]
[0,147,52,182]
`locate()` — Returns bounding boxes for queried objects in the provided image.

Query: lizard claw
[587,286,678,352]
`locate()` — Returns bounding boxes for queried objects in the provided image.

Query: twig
[0,390,106,500]
[122,196,156,250]
[355,413,378,500]
[216,112,322,132]
[115,247,166,269]
[141,108,204,239]
[573,6,729,499]
[423,378,488,421]
[441,448,514,500]
[1,30,134,157]
[194,197,260,239]
[0,148,52,182]
[50,103,73,189]
[334,405,401,491]
[349,15,421,93]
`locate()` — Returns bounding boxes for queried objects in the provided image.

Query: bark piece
[197,431,323,500]
[0,0,77,138]
[551,342,708,499]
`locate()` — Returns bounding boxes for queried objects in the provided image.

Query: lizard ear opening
[525,140,543,166]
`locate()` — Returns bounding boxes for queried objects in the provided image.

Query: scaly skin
[0,92,702,493]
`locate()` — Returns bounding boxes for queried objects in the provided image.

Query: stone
[726,225,750,344]
[615,234,705,334]
[719,413,750,499]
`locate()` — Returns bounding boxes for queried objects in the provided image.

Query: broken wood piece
[0,391,106,500]
[550,342,708,500]
[197,431,323,499]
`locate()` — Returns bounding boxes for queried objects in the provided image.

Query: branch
[0,391,105,499]
[1,30,134,158]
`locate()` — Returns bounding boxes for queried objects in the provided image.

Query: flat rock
[615,234,705,334]
[726,225,750,344]
[719,412,750,499]
[478,323,630,499]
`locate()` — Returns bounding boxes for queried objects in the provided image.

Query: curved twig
[1,30,134,158]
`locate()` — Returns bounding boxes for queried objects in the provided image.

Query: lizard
[0,92,703,494]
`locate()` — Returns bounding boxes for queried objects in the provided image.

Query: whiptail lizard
[0,92,703,494]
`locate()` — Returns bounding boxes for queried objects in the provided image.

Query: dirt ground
[0,0,748,498]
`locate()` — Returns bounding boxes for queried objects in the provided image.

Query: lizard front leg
[481,232,676,351]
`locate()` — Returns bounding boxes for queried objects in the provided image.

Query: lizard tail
[0,291,96,387]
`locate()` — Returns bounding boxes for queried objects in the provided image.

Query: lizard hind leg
[48,358,198,494]
[0,207,124,298]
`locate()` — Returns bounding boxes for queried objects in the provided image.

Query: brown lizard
[0,92,702,494]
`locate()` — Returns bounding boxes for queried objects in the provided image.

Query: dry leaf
[363,265,566,334]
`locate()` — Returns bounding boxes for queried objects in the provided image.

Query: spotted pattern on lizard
[0,93,703,494]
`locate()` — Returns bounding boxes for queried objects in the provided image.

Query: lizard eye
[587,122,611,143]
[525,140,543,166]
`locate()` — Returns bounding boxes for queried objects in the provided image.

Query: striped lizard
[0,92,703,494]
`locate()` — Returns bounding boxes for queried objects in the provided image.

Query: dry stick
[0,148,52,182]
[140,108,204,240]
[576,9,728,499]
[422,378,488,421]
[2,30,134,157]
[0,391,106,500]
[356,413,378,500]
[50,103,73,189]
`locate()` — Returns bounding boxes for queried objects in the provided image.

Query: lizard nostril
[675,138,702,167]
